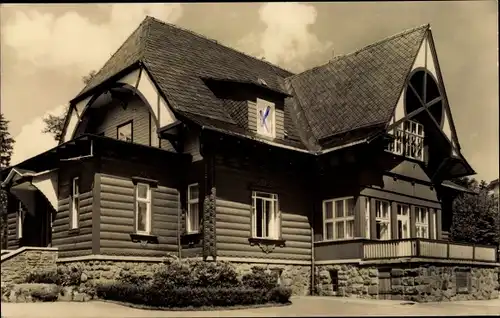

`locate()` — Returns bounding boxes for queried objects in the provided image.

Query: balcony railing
[314,238,498,263]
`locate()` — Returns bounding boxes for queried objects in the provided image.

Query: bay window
[387,119,424,161]
[415,206,429,238]
[252,191,280,239]
[323,197,355,241]
[375,200,391,240]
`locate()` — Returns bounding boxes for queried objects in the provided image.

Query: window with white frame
[396,204,410,239]
[70,177,80,229]
[375,200,391,240]
[252,191,280,239]
[117,121,133,142]
[415,206,429,238]
[323,197,355,241]
[387,119,424,161]
[255,98,276,138]
[135,183,152,234]
[187,184,200,233]
[17,201,23,239]
[365,199,371,239]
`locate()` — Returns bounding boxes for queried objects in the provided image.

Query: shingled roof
[285,24,429,143]
[73,17,430,152]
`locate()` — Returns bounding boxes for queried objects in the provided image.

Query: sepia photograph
[0,1,498,317]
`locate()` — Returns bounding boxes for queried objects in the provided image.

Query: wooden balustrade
[359,239,497,262]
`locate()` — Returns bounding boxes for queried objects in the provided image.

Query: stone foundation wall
[231,262,311,296]
[315,264,379,298]
[1,248,58,285]
[315,263,500,302]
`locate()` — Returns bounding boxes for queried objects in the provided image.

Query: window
[117,121,133,142]
[396,204,410,239]
[415,207,429,238]
[387,119,424,161]
[455,269,471,294]
[70,177,80,229]
[256,98,276,138]
[432,211,437,239]
[375,200,391,240]
[187,184,200,234]
[135,183,151,234]
[17,201,23,239]
[365,199,371,239]
[323,197,355,241]
[251,191,280,239]
[329,269,339,292]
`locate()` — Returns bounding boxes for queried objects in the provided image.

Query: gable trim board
[62,65,178,143]
[387,29,462,158]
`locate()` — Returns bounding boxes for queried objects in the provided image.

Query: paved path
[2,297,500,317]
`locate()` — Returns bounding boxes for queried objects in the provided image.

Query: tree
[0,112,15,249]
[450,177,500,247]
[42,70,97,142]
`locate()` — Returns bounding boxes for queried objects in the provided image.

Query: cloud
[10,105,66,166]
[1,4,183,76]
[237,3,332,72]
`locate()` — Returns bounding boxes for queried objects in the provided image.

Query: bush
[117,270,152,286]
[267,286,292,304]
[151,259,240,290]
[25,266,82,287]
[31,289,59,302]
[95,282,280,308]
[241,267,278,290]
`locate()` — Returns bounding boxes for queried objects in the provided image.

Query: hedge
[96,282,291,308]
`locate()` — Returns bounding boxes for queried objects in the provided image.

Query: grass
[98,299,292,311]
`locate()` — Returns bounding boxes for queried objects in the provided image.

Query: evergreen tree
[42,70,97,142]
[0,112,15,249]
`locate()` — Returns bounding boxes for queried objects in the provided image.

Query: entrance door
[397,204,410,239]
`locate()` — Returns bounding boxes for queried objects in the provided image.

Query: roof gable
[285,24,429,142]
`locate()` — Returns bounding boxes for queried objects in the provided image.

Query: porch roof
[1,134,192,183]
[441,180,478,195]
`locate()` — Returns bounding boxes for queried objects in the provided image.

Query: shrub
[151,259,239,289]
[95,282,276,308]
[117,270,152,286]
[241,267,278,290]
[25,270,60,285]
[25,266,83,287]
[267,286,292,304]
[31,288,59,302]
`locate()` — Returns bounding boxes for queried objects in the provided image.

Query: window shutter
[277,202,282,240]
[249,196,254,238]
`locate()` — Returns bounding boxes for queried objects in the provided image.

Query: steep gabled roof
[285,24,429,142]
[73,18,430,152]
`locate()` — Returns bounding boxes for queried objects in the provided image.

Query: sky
[0,2,498,182]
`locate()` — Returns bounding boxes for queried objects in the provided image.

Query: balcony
[314,238,498,263]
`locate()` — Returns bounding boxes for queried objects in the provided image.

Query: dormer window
[256,98,276,138]
[387,119,424,161]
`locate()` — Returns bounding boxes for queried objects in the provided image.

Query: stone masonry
[231,262,311,296]
[58,259,311,296]
[315,263,499,302]
[1,248,58,285]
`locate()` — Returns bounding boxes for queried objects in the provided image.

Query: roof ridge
[287,23,430,81]
[76,18,150,96]
[144,15,295,76]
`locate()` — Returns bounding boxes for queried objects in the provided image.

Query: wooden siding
[98,174,180,257]
[215,164,311,261]
[52,161,97,258]
[7,209,19,250]
[52,192,93,258]
[247,100,285,140]
[90,96,152,147]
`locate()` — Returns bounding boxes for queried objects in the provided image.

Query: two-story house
[1,17,498,301]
